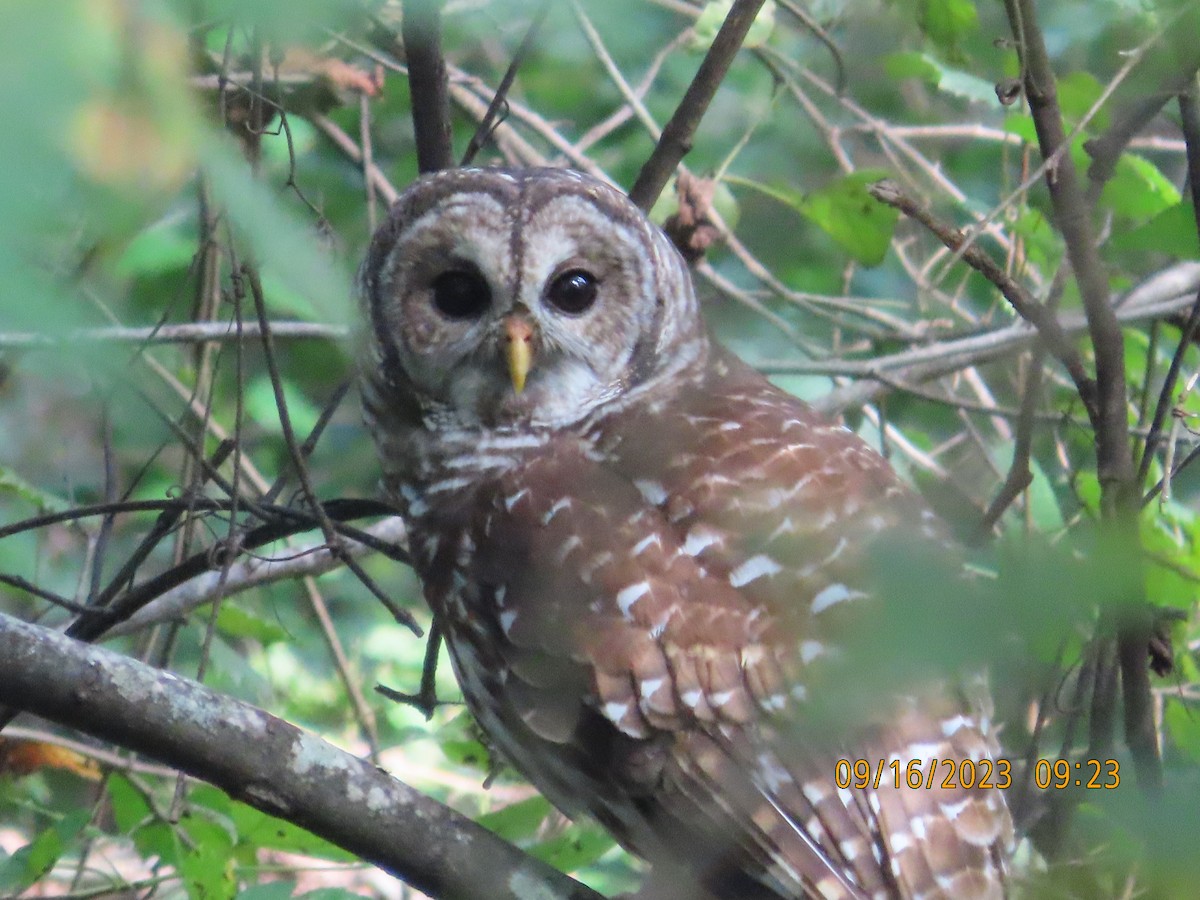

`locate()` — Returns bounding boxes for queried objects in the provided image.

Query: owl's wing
[450,356,1010,899]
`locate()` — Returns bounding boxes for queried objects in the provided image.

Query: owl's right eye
[431,270,491,320]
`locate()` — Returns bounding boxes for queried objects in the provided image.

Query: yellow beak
[503,317,534,395]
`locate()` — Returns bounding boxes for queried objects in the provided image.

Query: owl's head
[360,167,707,430]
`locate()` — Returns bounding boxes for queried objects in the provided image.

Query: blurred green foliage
[0,0,1197,897]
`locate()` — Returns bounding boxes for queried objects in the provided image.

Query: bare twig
[971,348,1045,543]
[310,113,401,204]
[360,92,379,229]
[775,0,845,93]
[629,0,768,209]
[1007,0,1134,504]
[108,517,408,637]
[869,179,1098,420]
[1138,87,1200,483]
[808,263,1200,414]
[1085,5,1200,186]
[0,321,347,351]
[243,265,419,636]
[303,574,382,761]
[461,2,552,166]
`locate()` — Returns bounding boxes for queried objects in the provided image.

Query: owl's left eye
[431,270,491,320]
[545,269,599,315]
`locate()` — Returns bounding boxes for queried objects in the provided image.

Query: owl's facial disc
[364,168,708,431]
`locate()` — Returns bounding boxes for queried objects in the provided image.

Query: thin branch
[775,0,845,94]
[310,113,401,204]
[263,378,354,505]
[0,497,408,661]
[1084,4,1200,186]
[1006,0,1136,509]
[970,347,1045,543]
[869,179,1098,420]
[460,2,551,166]
[629,0,768,209]
[808,263,1200,415]
[303,573,382,761]
[1137,86,1200,483]
[244,266,418,635]
[0,321,347,351]
[108,517,408,637]
[1005,0,1159,792]
[753,260,1200,379]
[360,92,379,230]
[401,0,455,172]
[0,613,602,900]
[573,1,663,142]
[1143,443,1200,506]
[0,574,90,614]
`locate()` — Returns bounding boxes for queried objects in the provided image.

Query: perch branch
[0,613,601,900]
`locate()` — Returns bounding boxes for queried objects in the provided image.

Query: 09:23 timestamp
[1035,758,1119,789]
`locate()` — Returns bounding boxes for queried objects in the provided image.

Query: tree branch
[0,613,601,900]
[628,0,768,209]
[108,516,409,637]
[1005,0,1158,792]
[1005,0,1135,512]
[1138,85,1200,482]
[402,0,455,172]
[0,321,347,350]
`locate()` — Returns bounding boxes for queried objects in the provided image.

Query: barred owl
[360,167,1012,899]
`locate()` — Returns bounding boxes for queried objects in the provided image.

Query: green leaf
[1165,699,1200,764]
[1057,71,1109,131]
[439,737,492,772]
[799,171,899,266]
[229,803,355,861]
[883,52,941,83]
[1074,471,1102,517]
[133,822,182,868]
[477,796,554,843]
[1101,154,1182,220]
[107,773,153,832]
[180,815,236,900]
[918,0,978,53]
[214,604,290,644]
[0,466,69,514]
[1016,457,1065,533]
[245,375,321,439]
[728,171,897,264]
[114,218,198,278]
[886,0,977,55]
[0,810,90,894]
[1112,202,1199,257]
[884,52,994,103]
[108,776,179,866]
[529,822,616,874]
